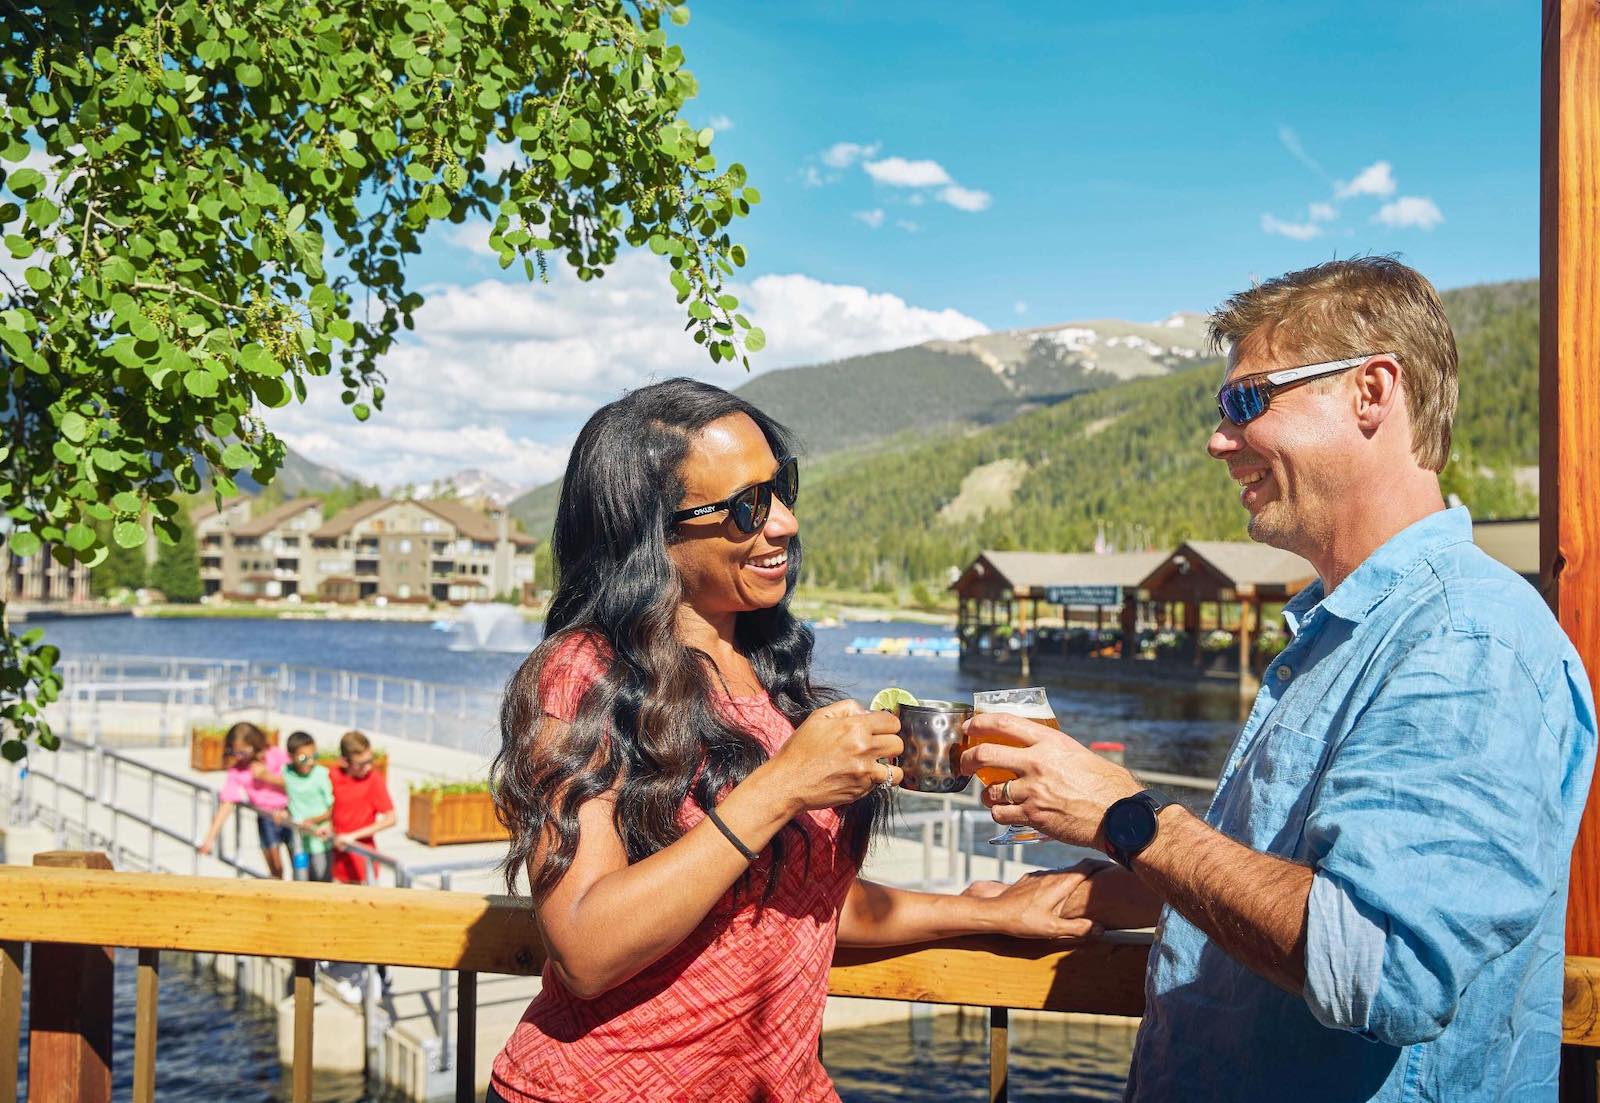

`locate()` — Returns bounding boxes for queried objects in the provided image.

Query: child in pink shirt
[197,722,292,878]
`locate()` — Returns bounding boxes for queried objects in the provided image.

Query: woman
[489,378,1096,1103]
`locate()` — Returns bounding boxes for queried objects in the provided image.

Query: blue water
[37,614,1240,780]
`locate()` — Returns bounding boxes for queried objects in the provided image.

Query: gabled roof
[311,498,396,540]
[230,497,324,538]
[312,497,536,548]
[954,549,1168,594]
[1141,541,1317,593]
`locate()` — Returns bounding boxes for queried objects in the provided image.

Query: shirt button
[1276,665,1292,682]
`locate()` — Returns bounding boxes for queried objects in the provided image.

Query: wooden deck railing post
[292,958,315,1103]
[1544,1,1600,1100]
[26,851,115,1103]
[0,941,23,1103]
[988,1006,1008,1103]
[132,948,159,1103]
[456,970,477,1103]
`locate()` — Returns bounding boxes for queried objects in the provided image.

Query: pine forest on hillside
[794,279,1539,593]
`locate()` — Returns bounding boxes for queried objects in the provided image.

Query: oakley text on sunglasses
[670,457,799,535]
[1215,353,1393,426]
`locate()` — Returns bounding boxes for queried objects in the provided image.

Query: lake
[37,613,1243,781]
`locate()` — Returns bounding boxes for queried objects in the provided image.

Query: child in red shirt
[328,729,395,885]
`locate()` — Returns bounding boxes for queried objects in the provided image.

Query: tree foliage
[148,506,200,601]
[0,0,760,759]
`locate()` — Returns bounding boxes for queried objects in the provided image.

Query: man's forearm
[1133,808,1313,994]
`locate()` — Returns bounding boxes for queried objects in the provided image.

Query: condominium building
[1,541,91,605]
[310,498,537,603]
[194,497,324,599]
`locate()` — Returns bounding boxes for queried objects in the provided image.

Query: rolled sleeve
[1300,632,1562,1048]
[1304,869,1386,1035]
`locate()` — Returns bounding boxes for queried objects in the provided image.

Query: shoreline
[126,599,957,628]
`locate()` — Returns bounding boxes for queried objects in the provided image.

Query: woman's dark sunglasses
[670,457,799,535]
[1215,353,1388,426]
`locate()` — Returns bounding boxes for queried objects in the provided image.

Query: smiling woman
[485,377,1098,1103]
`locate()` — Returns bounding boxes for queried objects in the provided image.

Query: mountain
[234,445,358,496]
[422,468,526,507]
[509,312,1213,536]
[795,279,1540,591]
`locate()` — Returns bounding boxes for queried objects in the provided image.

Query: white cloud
[1374,196,1444,230]
[853,208,885,229]
[268,251,986,488]
[895,219,920,233]
[707,114,734,131]
[863,157,953,188]
[1335,161,1396,200]
[446,220,496,257]
[1260,213,1323,240]
[801,165,826,188]
[1014,301,1028,315]
[1308,201,1337,222]
[822,141,881,169]
[1278,126,1329,179]
[480,140,519,177]
[937,184,992,212]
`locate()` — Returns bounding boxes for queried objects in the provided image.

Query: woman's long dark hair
[492,377,886,906]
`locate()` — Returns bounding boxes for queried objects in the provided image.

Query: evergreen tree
[149,511,201,603]
[88,521,146,597]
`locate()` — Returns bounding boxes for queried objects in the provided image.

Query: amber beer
[970,688,1057,844]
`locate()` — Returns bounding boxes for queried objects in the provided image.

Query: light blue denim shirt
[1126,507,1596,1102]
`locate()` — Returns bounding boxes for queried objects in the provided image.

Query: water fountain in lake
[447,602,539,653]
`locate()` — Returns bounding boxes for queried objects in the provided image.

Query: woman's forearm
[836,879,1000,947]
[542,761,803,998]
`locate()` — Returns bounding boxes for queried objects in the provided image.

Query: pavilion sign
[1043,585,1123,607]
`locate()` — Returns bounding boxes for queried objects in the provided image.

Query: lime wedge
[870,687,919,712]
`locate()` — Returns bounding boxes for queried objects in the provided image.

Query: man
[963,257,1596,1100]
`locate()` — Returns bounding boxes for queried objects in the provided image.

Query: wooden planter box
[189,727,279,772]
[407,790,508,847]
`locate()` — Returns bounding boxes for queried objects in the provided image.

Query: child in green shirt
[281,731,334,882]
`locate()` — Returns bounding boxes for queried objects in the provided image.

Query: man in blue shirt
[963,257,1596,1100]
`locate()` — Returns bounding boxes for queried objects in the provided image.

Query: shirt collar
[1316,505,1473,624]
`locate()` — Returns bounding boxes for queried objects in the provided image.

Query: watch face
[1105,798,1158,854]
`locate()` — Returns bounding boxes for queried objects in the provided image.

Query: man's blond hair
[1209,256,1458,471]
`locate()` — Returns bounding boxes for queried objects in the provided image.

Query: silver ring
[1001,779,1015,804]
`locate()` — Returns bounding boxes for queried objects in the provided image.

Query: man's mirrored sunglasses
[669,456,799,535]
[1215,353,1392,427]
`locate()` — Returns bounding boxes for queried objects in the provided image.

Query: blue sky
[273,1,1540,490]
[676,0,1536,324]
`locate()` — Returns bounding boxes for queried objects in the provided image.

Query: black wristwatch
[1101,789,1175,870]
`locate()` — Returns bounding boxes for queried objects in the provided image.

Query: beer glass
[970,687,1058,845]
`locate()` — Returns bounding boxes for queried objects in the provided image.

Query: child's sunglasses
[669,457,799,535]
[1215,353,1389,426]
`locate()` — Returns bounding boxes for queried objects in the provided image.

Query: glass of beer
[970,687,1057,845]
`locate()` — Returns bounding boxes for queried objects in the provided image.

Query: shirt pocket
[1217,720,1332,857]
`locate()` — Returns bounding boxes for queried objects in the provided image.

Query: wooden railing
[2,858,1598,1102]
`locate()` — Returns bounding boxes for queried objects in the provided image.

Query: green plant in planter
[1200,629,1236,653]
[410,778,494,803]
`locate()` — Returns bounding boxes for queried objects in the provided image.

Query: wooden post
[1545,2,1600,1096]
[1543,0,1600,960]
[1,941,22,1103]
[27,851,115,1103]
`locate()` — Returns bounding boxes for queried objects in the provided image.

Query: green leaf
[59,411,87,442]
[221,442,252,468]
[64,522,95,551]
[237,63,263,87]
[113,520,145,549]
[184,369,219,397]
[23,267,50,293]
[569,148,594,171]
[8,530,40,557]
[352,403,370,421]
[112,491,141,513]
[238,343,283,376]
[7,168,44,197]
[744,327,766,352]
[670,5,691,26]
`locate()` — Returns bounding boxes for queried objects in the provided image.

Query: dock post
[26,851,114,1103]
